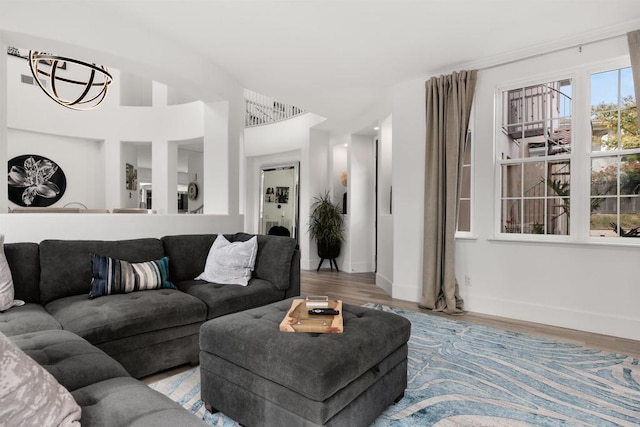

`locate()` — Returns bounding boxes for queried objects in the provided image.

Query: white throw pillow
[195,235,258,286]
[0,234,25,312]
[0,332,81,426]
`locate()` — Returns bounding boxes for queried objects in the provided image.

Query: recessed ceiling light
[373,126,379,131]
[344,144,348,147]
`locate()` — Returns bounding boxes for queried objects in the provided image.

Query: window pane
[620,67,635,104]
[458,199,470,232]
[501,126,523,159]
[460,165,471,199]
[591,157,617,196]
[621,155,640,195]
[524,125,547,158]
[620,105,640,149]
[619,196,640,236]
[591,110,619,151]
[523,161,545,196]
[503,88,523,126]
[502,164,521,197]
[591,69,619,113]
[524,85,545,123]
[590,199,616,237]
[558,79,572,118]
[502,199,521,233]
[548,197,570,235]
[523,198,545,233]
[549,121,572,155]
[463,137,472,165]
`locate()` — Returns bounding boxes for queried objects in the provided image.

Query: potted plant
[308,191,344,261]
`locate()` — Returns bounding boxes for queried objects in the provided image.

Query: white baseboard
[375,273,392,295]
[469,294,640,341]
[391,283,420,303]
[348,261,373,273]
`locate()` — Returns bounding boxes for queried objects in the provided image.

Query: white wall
[391,77,426,302]
[7,129,105,209]
[376,114,393,293]
[1,35,245,241]
[0,214,243,243]
[346,134,375,273]
[244,113,326,157]
[330,140,349,271]
[244,112,328,270]
[390,36,640,340]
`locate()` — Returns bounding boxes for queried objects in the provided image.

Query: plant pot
[317,239,341,259]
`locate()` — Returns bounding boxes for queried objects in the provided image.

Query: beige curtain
[628,30,640,130]
[421,70,477,314]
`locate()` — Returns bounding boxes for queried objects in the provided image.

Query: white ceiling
[3,0,640,130]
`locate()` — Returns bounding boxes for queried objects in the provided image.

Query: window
[498,79,573,235]
[457,130,472,233]
[495,65,640,242]
[590,67,640,237]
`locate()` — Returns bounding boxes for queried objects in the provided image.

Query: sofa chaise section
[9,330,207,427]
[38,238,208,378]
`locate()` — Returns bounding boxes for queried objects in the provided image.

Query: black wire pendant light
[28,51,113,111]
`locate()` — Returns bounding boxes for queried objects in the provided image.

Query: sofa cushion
[89,255,175,299]
[39,238,165,305]
[177,278,284,320]
[195,234,258,286]
[0,331,81,427]
[72,377,206,427]
[45,289,207,345]
[162,233,297,291]
[0,234,25,311]
[232,233,297,290]
[3,241,40,303]
[0,303,62,337]
[11,329,130,392]
[161,234,217,283]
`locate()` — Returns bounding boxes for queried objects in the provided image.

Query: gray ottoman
[199,298,411,427]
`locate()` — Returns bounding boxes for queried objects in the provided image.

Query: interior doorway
[259,163,299,240]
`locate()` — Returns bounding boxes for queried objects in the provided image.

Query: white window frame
[493,58,640,245]
[456,106,475,238]
[494,72,576,243]
[585,58,638,244]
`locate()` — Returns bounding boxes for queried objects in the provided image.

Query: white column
[152,139,178,214]
[152,81,167,107]
[102,138,121,210]
[203,101,229,214]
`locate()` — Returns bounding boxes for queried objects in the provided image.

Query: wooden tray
[279,299,343,333]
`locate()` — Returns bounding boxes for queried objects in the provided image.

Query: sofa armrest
[284,247,300,299]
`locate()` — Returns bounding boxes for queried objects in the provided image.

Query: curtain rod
[476,33,627,72]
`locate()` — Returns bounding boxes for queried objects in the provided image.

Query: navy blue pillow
[89,254,175,299]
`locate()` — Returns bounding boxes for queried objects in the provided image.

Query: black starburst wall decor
[8,154,67,207]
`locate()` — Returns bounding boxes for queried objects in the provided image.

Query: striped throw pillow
[89,254,175,299]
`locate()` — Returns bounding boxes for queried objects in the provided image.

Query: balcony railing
[244,89,305,127]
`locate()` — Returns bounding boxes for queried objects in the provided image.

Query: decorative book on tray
[279,297,343,333]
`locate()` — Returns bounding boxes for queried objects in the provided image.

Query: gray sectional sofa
[1,232,300,426]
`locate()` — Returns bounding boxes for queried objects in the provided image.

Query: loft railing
[244,89,305,127]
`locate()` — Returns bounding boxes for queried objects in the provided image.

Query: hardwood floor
[302,269,640,359]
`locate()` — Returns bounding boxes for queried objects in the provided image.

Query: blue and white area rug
[149,305,640,426]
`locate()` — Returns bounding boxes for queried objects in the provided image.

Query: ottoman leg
[204,402,219,414]
[394,392,405,404]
